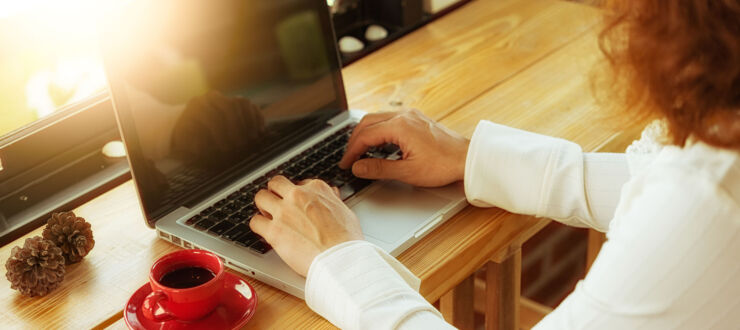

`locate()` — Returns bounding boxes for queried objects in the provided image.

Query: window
[0,1,121,134]
[0,1,129,245]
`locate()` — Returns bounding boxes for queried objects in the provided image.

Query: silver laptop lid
[100,0,347,227]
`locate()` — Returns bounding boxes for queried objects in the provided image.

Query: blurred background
[0,0,121,137]
[1,0,471,138]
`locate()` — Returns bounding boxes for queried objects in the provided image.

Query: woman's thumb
[351,158,406,180]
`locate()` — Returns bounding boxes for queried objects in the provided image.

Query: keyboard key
[317,148,330,157]
[307,154,322,163]
[237,194,252,204]
[329,140,344,150]
[185,215,201,226]
[338,178,372,200]
[249,239,272,254]
[238,207,256,220]
[316,157,333,169]
[235,232,260,247]
[221,202,239,215]
[210,210,228,221]
[199,207,216,216]
[283,165,301,178]
[266,169,281,178]
[234,204,254,217]
[226,214,245,224]
[296,159,312,169]
[255,176,269,186]
[318,171,334,182]
[327,152,342,163]
[208,221,234,235]
[229,196,243,205]
[231,198,249,208]
[294,172,312,181]
[221,224,251,241]
[382,143,401,154]
[239,188,254,197]
[194,218,216,231]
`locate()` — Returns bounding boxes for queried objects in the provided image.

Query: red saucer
[124,272,257,330]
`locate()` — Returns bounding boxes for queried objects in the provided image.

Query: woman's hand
[339,109,470,187]
[249,176,363,276]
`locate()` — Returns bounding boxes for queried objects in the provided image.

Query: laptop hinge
[327,111,350,127]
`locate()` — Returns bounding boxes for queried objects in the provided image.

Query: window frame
[0,92,130,246]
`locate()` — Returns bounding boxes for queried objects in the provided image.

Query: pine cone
[5,236,66,297]
[42,211,95,264]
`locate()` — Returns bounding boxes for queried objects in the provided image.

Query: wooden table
[0,1,631,329]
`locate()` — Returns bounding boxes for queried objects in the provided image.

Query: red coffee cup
[142,249,225,322]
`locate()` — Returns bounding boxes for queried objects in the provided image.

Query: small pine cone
[5,236,66,297]
[42,211,95,264]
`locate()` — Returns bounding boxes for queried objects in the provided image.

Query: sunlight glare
[0,0,129,118]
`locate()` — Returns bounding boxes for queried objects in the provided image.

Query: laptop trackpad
[351,181,450,244]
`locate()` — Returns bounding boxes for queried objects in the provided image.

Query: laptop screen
[102,0,347,224]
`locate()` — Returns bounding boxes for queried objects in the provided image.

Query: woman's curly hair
[600,0,740,149]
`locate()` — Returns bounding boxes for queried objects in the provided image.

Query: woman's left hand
[249,176,364,276]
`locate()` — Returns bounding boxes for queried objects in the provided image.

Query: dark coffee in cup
[143,249,225,321]
[160,267,215,289]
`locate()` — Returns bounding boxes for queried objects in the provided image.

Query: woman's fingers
[250,175,364,277]
[297,179,314,185]
[254,189,282,218]
[345,112,397,151]
[267,175,294,198]
[351,158,408,180]
[339,121,399,168]
[332,186,340,198]
[249,213,272,238]
[354,111,397,131]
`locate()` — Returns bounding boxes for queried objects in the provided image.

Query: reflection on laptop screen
[102,0,346,222]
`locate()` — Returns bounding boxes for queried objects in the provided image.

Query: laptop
[101,0,466,298]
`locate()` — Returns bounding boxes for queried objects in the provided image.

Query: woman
[249,1,740,328]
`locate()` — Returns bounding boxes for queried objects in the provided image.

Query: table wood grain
[343,0,600,120]
[0,0,616,328]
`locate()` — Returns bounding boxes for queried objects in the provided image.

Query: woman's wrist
[455,138,471,182]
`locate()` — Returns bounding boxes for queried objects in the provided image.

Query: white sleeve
[464,121,631,231]
[305,240,454,330]
[533,156,740,329]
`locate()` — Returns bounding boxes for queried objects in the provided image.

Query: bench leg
[440,275,475,330]
[485,249,521,330]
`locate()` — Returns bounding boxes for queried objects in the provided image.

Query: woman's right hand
[339,109,470,187]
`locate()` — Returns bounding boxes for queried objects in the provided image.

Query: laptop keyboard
[183,124,401,254]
